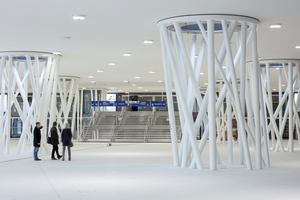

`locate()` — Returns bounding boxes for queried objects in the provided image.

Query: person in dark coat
[50,121,62,160]
[33,122,43,161]
[61,123,72,161]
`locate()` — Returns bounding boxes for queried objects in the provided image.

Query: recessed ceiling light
[276,68,279,70]
[135,76,140,79]
[53,51,61,55]
[132,84,136,86]
[124,80,129,83]
[222,66,226,69]
[88,76,94,78]
[149,71,155,74]
[273,89,277,91]
[123,53,131,56]
[144,90,148,91]
[72,14,86,20]
[144,40,153,44]
[138,87,143,89]
[195,55,198,58]
[59,36,71,40]
[282,84,285,86]
[158,80,163,83]
[200,72,205,75]
[108,62,116,66]
[204,83,208,85]
[91,81,96,83]
[269,24,281,29]
[97,70,103,73]
[296,46,300,49]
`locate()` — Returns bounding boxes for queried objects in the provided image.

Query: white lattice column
[255,59,300,152]
[158,14,266,170]
[55,76,80,134]
[0,51,61,154]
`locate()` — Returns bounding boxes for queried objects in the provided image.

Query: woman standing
[61,123,73,161]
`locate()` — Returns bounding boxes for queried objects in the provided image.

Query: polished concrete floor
[0,139,300,200]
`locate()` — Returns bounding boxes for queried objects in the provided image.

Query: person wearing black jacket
[33,122,43,161]
[61,123,72,161]
[50,121,62,160]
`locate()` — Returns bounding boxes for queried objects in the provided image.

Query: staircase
[79,111,181,143]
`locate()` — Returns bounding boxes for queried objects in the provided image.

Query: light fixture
[108,62,116,66]
[143,40,153,44]
[91,81,96,83]
[269,24,281,29]
[195,55,198,58]
[158,80,163,83]
[222,66,226,69]
[204,83,208,85]
[53,51,61,55]
[123,53,131,56]
[149,71,155,74]
[276,68,279,70]
[135,76,140,79]
[59,36,70,40]
[282,84,285,86]
[296,46,300,49]
[200,72,205,75]
[124,80,129,83]
[273,89,277,91]
[138,87,143,89]
[97,70,103,73]
[132,84,136,86]
[72,14,86,20]
[88,76,94,78]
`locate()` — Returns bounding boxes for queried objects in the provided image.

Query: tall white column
[0,51,61,154]
[288,62,294,152]
[158,14,264,170]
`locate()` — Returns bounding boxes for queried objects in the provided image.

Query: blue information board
[93,101,165,107]
[115,101,129,107]
[138,101,151,107]
[151,101,166,107]
[91,101,97,107]
[99,101,114,106]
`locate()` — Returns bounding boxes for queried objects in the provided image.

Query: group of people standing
[33,121,73,161]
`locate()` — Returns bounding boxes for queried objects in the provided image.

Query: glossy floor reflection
[0,139,300,200]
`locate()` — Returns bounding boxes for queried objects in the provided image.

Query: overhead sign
[93,101,165,107]
[151,101,166,107]
[138,101,151,107]
[91,101,97,107]
[99,101,114,106]
[115,101,129,107]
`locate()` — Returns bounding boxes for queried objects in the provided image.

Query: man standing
[51,121,62,160]
[33,122,43,161]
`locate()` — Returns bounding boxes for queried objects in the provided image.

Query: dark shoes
[52,157,57,160]
[34,158,42,161]
[58,155,62,160]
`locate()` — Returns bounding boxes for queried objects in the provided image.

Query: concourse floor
[0,139,300,200]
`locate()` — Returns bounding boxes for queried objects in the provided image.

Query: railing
[78,110,97,141]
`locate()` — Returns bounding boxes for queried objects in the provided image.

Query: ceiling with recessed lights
[0,0,300,92]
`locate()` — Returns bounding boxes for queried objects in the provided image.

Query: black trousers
[51,145,60,158]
